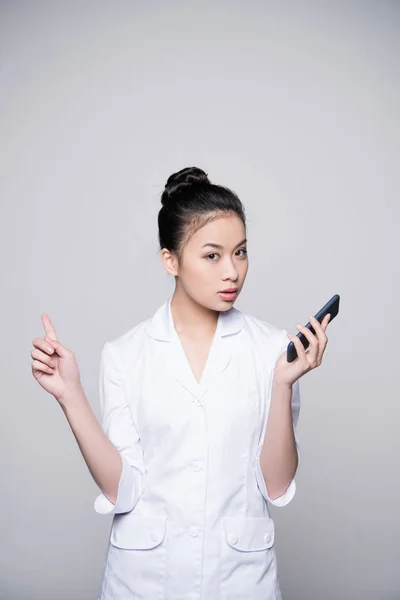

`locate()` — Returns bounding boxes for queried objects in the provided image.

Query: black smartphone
[286,294,340,363]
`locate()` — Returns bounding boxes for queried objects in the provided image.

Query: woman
[31,166,330,600]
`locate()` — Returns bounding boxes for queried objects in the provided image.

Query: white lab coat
[94,295,300,600]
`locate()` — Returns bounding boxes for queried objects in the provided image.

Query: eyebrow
[201,238,247,249]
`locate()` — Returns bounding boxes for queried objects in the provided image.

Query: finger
[295,324,319,365]
[32,359,55,374]
[41,314,58,342]
[288,332,308,362]
[309,316,329,363]
[309,315,329,338]
[45,337,70,358]
[32,338,54,355]
[323,313,330,329]
[296,322,318,349]
[31,347,56,369]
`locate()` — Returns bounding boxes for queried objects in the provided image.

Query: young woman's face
[177,213,249,311]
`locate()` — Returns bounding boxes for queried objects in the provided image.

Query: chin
[216,295,239,309]
[219,304,235,312]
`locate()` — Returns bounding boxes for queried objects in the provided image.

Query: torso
[99,300,288,600]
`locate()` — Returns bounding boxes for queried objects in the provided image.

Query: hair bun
[161,166,210,207]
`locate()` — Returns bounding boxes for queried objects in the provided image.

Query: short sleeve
[254,330,301,507]
[94,341,145,515]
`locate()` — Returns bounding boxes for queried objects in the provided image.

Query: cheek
[180,261,210,286]
[239,259,249,277]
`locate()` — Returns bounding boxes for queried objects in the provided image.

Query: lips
[218,289,238,300]
[220,288,238,293]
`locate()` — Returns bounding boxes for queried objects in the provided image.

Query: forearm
[259,379,298,500]
[59,386,122,505]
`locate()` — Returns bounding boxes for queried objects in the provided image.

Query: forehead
[188,213,245,247]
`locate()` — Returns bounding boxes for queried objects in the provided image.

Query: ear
[161,248,179,277]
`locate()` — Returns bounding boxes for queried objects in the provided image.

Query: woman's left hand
[273,314,331,387]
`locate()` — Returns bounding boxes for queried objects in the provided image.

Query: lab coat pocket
[105,515,168,600]
[219,516,278,600]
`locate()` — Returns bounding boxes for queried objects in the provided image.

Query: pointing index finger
[41,314,58,342]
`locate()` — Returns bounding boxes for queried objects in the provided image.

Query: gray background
[1,1,399,599]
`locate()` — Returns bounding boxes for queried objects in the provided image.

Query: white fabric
[95,296,301,600]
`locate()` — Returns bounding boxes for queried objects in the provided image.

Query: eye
[205,248,248,261]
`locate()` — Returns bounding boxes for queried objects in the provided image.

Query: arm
[60,389,125,506]
[255,311,330,507]
[60,341,145,515]
[258,378,299,503]
[254,334,301,508]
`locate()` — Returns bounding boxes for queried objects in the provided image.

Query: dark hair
[158,166,246,261]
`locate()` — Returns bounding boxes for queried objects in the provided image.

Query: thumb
[45,336,70,358]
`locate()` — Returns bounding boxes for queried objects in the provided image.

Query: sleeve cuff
[94,454,143,515]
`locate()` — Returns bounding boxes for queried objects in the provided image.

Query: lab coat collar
[145,295,245,401]
[145,295,245,342]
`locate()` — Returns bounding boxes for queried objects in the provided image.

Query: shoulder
[100,317,149,368]
[239,309,288,356]
[241,311,283,337]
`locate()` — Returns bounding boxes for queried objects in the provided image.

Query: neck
[170,291,219,338]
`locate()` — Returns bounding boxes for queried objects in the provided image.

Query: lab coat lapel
[144,296,244,402]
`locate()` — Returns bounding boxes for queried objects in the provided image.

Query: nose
[222,257,239,282]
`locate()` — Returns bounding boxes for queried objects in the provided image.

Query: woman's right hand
[31,314,83,404]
